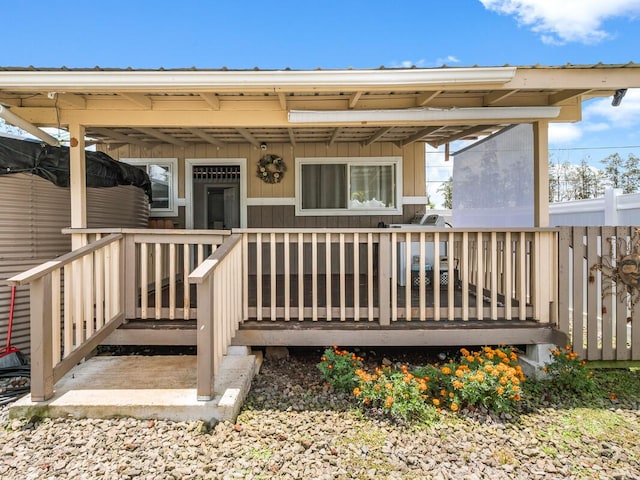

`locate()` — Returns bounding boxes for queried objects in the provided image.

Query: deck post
[196,275,214,400]
[123,234,136,320]
[378,232,391,326]
[30,275,54,401]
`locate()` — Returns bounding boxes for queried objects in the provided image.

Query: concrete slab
[9,353,258,423]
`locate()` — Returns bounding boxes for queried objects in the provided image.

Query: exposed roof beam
[236,128,261,147]
[328,127,342,146]
[549,89,592,105]
[287,128,296,146]
[199,92,220,110]
[56,93,86,109]
[119,93,152,109]
[430,125,490,147]
[90,127,151,147]
[277,93,287,110]
[483,89,518,105]
[362,127,392,146]
[399,126,442,146]
[135,127,189,147]
[349,91,363,109]
[186,127,225,146]
[0,105,60,146]
[415,90,442,106]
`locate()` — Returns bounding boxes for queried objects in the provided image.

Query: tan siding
[246,205,422,228]
[105,140,426,227]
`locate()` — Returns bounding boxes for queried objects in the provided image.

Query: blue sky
[2,0,640,174]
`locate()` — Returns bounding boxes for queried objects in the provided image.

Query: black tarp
[0,136,152,199]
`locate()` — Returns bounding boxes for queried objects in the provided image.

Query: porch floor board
[146,274,523,310]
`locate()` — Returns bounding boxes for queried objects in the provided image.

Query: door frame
[185,158,247,229]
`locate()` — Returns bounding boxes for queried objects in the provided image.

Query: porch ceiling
[0,63,638,149]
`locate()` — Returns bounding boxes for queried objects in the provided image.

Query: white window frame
[295,156,403,216]
[122,158,178,217]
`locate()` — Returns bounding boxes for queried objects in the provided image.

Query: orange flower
[440,389,447,397]
[353,387,361,397]
[460,348,470,356]
[496,386,505,395]
[455,369,465,378]
[450,403,459,412]
[328,364,333,370]
[453,380,464,389]
[609,393,618,400]
[441,366,452,375]
[432,398,440,406]
[364,397,371,405]
[321,357,327,362]
[514,394,521,401]
[466,355,475,362]
[385,396,394,408]
[374,385,381,391]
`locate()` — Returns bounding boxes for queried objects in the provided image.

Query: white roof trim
[288,106,561,124]
[0,67,517,90]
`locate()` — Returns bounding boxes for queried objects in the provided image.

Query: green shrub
[543,346,595,394]
[317,346,363,392]
[354,365,437,423]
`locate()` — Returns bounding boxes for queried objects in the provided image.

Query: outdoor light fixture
[288,106,561,124]
[0,105,60,146]
[612,88,627,107]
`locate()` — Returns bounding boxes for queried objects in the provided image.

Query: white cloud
[388,57,460,68]
[583,88,640,128]
[479,0,640,44]
[435,55,461,65]
[548,123,582,144]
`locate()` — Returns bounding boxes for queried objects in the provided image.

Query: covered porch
[2,64,639,417]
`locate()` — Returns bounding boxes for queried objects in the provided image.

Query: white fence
[550,189,640,227]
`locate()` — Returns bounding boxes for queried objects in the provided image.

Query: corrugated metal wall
[0,173,149,355]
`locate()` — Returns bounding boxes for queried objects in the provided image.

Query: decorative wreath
[257,154,286,184]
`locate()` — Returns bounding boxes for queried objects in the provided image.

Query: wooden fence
[558,226,640,360]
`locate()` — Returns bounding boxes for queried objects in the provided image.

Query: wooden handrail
[7,233,123,286]
[62,228,232,236]
[234,227,560,233]
[189,234,242,284]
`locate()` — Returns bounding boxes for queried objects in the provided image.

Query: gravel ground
[1,348,639,479]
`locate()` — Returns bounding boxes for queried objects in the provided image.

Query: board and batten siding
[0,173,149,354]
[105,141,427,228]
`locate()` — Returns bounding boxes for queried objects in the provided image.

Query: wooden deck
[105,273,549,348]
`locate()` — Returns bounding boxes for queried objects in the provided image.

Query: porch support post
[533,121,549,227]
[196,276,214,400]
[30,275,54,401]
[69,123,87,249]
[378,232,391,326]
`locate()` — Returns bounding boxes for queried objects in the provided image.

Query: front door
[191,165,241,230]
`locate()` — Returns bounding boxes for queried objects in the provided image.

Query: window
[296,157,402,215]
[122,158,178,216]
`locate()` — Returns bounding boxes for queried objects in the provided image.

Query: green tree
[601,153,625,190]
[437,177,453,209]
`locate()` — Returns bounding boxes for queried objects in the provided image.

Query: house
[1,64,639,409]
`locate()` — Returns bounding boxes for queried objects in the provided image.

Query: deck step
[9,351,259,423]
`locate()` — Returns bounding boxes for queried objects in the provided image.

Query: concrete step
[9,348,259,423]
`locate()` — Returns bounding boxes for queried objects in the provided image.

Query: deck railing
[559,226,640,360]
[238,228,558,324]
[189,234,244,400]
[64,228,230,321]
[7,234,125,401]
